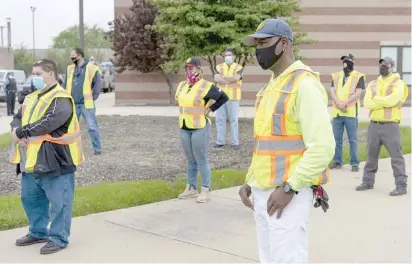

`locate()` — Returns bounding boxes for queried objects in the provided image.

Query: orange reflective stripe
[192,80,208,106]
[272,70,308,135]
[179,106,205,114]
[383,77,401,120]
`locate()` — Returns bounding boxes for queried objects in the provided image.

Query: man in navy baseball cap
[239,17,335,264]
[243,18,294,72]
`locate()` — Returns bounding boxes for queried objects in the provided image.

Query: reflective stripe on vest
[370,77,402,120]
[253,69,329,186]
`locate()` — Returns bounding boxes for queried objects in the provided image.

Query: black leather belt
[371,121,399,124]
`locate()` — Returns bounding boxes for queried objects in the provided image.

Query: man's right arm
[363,83,383,110]
[10,107,23,129]
[214,66,228,84]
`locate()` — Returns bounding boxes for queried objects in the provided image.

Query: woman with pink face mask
[175,57,229,203]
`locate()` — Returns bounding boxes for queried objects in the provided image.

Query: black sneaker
[329,162,342,169]
[389,188,407,196]
[355,183,374,191]
[94,151,101,155]
[40,242,64,255]
[351,166,359,172]
[15,234,47,246]
[213,144,224,148]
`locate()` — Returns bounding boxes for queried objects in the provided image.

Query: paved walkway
[0,155,410,263]
[0,93,410,135]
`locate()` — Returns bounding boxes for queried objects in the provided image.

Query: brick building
[114,0,411,106]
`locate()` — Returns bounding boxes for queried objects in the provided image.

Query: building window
[380,45,411,86]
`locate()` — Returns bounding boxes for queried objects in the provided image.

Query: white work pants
[252,187,313,264]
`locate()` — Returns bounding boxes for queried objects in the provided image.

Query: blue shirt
[63,60,101,105]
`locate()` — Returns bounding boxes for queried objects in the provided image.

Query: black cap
[341,53,355,61]
[185,57,201,67]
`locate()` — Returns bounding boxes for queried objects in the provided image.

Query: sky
[0,0,114,49]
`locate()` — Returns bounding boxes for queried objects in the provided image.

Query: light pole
[30,6,36,58]
[6,18,11,51]
[79,0,84,50]
[0,26,4,46]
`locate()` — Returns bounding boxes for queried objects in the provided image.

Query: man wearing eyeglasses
[9,59,84,254]
[356,56,409,196]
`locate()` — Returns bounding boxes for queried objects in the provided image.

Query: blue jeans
[332,116,359,167]
[215,100,240,146]
[75,104,101,152]
[20,172,75,248]
[180,124,211,189]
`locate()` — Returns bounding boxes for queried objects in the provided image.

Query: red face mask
[186,71,199,85]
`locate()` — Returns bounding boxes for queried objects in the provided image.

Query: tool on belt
[311,185,329,212]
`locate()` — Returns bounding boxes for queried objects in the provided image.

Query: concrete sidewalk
[0,155,410,263]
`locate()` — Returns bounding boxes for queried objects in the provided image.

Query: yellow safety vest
[175,79,213,129]
[9,85,84,172]
[331,70,365,118]
[367,74,408,122]
[247,69,330,189]
[66,63,98,109]
[216,62,243,100]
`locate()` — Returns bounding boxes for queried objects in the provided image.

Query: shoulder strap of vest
[280,69,313,93]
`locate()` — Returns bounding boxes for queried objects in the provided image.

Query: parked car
[0,70,26,102]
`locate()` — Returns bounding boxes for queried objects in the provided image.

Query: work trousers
[332,116,359,167]
[252,187,313,264]
[75,104,101,153]
[215,100,240,146]
[362,121,407,189]
[21,172,75,248]
[180,124,211,189]
[6,91,16,116]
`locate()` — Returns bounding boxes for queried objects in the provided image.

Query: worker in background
[64,48,102,155]
[239,18,335,263]
[329,53,365,172]
[214,48,243,149]
[9,59,84,254]
[5,72,17,116]
[356,56,409,196]
[175,57,229,203]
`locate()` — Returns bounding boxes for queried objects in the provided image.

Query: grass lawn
[0,132,11,150]
[341,123,411,164]
[0,122,410,231]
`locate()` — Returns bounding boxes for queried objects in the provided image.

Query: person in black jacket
[5,72,17,116]
[10,59,84,255]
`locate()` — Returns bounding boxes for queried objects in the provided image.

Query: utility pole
[31,6,36,58]
[79,0,84,50]
[0,26,4,46]
[6,18,11,51]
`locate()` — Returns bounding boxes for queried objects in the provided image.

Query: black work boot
[15,234,47,246]
[351,166,359,172]
[355,183,374,191]
[40,242,64,255]
[390,188,407,196]
[329,162,342,169]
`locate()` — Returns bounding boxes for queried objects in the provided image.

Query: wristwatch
[282,183,297,194]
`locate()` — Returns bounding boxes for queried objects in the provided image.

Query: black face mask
[71,57,78,64]
[379,65,390,76]
[343,60,354,75]
[255,38,284,70]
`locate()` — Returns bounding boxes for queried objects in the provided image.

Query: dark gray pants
[362,121,407,189]
[6,91,16,115]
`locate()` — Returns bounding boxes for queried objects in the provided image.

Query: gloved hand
[312,186,330,212]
